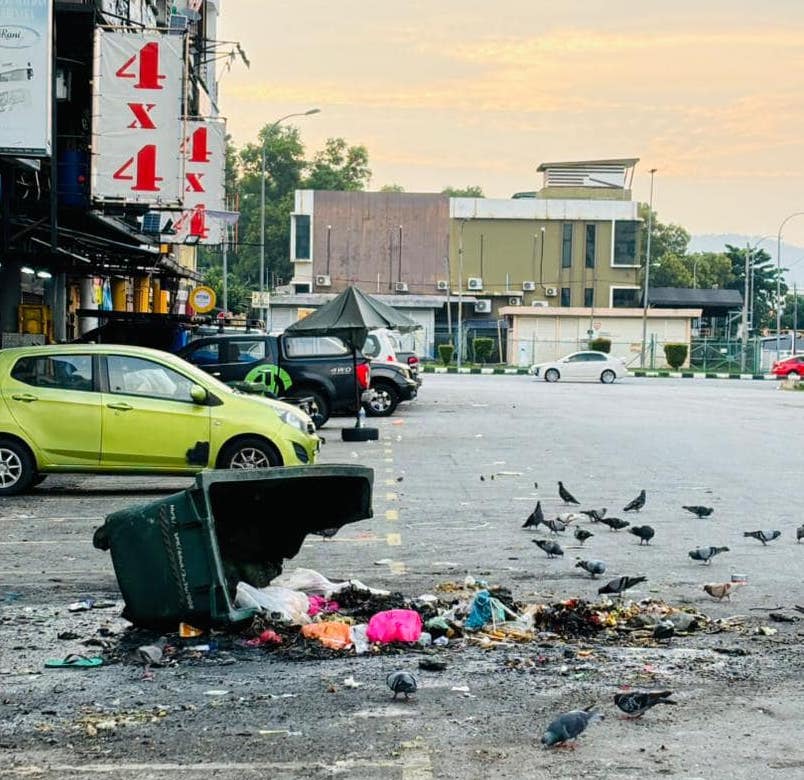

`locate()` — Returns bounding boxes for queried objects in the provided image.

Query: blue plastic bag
[464,589,506,631]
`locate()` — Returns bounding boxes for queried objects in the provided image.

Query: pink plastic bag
[366,609,423,644]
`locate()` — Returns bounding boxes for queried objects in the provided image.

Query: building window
[611,287,641,307]
[294,214,311,260]
[560,287,571,307]
[613,221,639,265]
[585,224,596,268]
[561,223,573,268]
[584,287,594,307]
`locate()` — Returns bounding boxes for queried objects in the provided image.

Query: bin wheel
[92,526,110,551]
[219,438,280,470]
[0,438,35,496]
[342,426,379,442]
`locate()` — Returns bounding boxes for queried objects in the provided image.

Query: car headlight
[279,408,311,434]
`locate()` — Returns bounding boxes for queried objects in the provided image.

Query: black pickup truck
[176,333,372,429]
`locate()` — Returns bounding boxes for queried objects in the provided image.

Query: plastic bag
[366,609,423,644]
[350,624,369,654]
[234,583,310,624]
[464,589,506,631]
[300,621,353,650]
[272,567,390,599]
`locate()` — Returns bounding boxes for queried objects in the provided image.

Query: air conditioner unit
[474,299,492,314]
[531,300,549,308]
[545,286,558,297]
[522,280,536,291]
[436,280,449,291]
[394,281,409,293]
[508,297,521,306]
[467,277,484,291]
[315,274,331,287]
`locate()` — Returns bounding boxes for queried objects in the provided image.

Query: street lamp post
[259,108,320,324]
[775,212,804,362]
[640,168,657,369]
[456,219,466,371]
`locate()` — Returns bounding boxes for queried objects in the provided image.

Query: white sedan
[529,350,628,384]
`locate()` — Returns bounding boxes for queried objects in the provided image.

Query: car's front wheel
[288,388,329,429]
[600,369,616,384]
[0,439,35,496]
[544,368,560,383]
[218,438,280,470]
[787,370,801,378]
[365,381,399,416]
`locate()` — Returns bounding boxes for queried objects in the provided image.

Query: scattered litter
[754,626,778,636]
[179,622,204,638]
[301,621,353,650]
[366,609,423,644]
[235,583,311,624]
[204,689,230,696]
[68,599,95,612]
[350,624,370,654]
[258,729,301,737]
[451,685,470,693]
[768,613,798,623]
[418,658,447,672]
[243,629,283,647]
[342,676,363,688]
[44,654,103,669]
[307,595,340,617]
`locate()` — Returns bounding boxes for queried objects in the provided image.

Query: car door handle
[211,372,221,377]
[106,402,133,411]
[11,393,38,402]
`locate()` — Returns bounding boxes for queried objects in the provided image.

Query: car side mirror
[190,384,208,404]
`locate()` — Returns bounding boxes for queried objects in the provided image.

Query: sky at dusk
[217,1,804,253]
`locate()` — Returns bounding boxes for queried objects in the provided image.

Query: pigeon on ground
[628,525,655,545]
[386,670,418,700]
[522,501,544,529]
[574,527,594,545]
[576,559,606,578]
[558,512,584,525]
[797,524,804,543]
[580,507,607,522]
[614,690,676,718]
[598,575,646,596]
[683,505,714,518]
[704,582,741,601]
[541,705,602,748]
[558,481,581,505]
[598,516,630,532]
[743,529,781,546]
[137,636,168,666]
[480,475,485,481]
[653,620,675,642]
[533,539,564,558]
[623,490,646,512]
[544,518,567,535]
[688,545,729,564]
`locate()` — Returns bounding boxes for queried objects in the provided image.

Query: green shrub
[589,337,611,353]
[472,337,494,364]
[664,343,688,369]
[438,343,454,366]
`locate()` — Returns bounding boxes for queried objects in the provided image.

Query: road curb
[421,365,777,380]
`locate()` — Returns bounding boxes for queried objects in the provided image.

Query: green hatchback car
[0,344,321,496]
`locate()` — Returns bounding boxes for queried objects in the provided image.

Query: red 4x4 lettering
[127,102,157,129]
[112,145,163,191]
[115,41,165,90]
[181,126,211,163]
[184,172,205,193]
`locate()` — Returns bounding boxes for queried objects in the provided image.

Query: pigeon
[598,575,646,596]
[558,512,584,525]
[598,516,630,532]
[544,518,567,535]
[533,539,564,558]
[797,524,804,543]
[628,525,655,545]
[137,636,168,666]
[683,505,714,518]
[386,670,417,700]
[580,508,607,522]
[576,559,606,578]
[614,690,676,718]
[558,481,580,505]
[623,490,646,512]
[653,620,675,641]
[522,501,544,529]
[688,545,729,564]
[704,582,741,601]
[541,705,602,748]
[574,527,594,545]
[743,529,781,546]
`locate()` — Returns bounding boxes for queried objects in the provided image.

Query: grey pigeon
[533,539,564,558]
[614,690,676,718]
[743,529,781,546]
[628,525,655,545]
[522,501,544,529]
[623,489,646,512]
[541,706,602,748]
[576,559,606,578]
[598,575,646,596]
[544,517,567,535]
[653,620,675,642]
[797,524,804,543]
[386,670,417,700]
[688,545,729,564]
[137,636,168,666]
[574,527,594,545]
[558,481,580,505]
[683,505,714,518]
[598,516,630,532]
[580,507,607,522]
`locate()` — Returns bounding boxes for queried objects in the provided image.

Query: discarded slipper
[44,654,104,669]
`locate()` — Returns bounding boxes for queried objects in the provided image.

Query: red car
[771,355,804,377]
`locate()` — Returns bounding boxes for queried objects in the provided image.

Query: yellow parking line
[385,492,398,501]
[385,509,398,521]
[389,561,406,575]
[386,533,401,546]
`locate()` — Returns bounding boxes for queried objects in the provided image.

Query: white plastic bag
[272,567,390,598]
[234,583,310,624]
[350,624,369,654]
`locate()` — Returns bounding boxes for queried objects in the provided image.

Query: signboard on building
[91,29,184,204]
[251,291,271,309]
[0,0,52,156]
[189,285,216,313]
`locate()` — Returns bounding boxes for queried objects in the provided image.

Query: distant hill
[689,234,804,288]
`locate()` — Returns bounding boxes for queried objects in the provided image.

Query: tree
[304,138,371,191]
[380,183,405,192]
[780,292,804,329]
[723,245,787,331]
[442,185,485,198]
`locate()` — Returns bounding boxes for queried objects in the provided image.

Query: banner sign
[91,29,184,204]
[0,0,52,156]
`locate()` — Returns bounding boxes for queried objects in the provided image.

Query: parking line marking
[386,533,402,546]
[390,561,407,575]
[385,492,398,501]
[383,457,394,463]
[384,479,396,486]
[385,509,398,521]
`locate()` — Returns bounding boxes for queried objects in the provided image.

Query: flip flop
[44,653,104,669]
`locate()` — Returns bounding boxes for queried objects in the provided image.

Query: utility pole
[640,168,657,368]
[222,225,228,313]
[457,220,465,371]
[740,243,750,372]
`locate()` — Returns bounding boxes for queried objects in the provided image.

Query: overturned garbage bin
[92,464,373,630]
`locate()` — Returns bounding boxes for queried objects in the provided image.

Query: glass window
[11,355,93,392]
[584,287,594,307]
[588,353,607,361]
[362,334,380,358]
[561,223,573,268]
[566,354,584,362]
[229,340,265,363]
[107,356,195,402]
[560,287,571,307]
[294,214,311,260]
[612,288,641,307]
[613,221,639,265]
[284,335,349,357]
[585,224,596,268]
[185,342,221,366]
